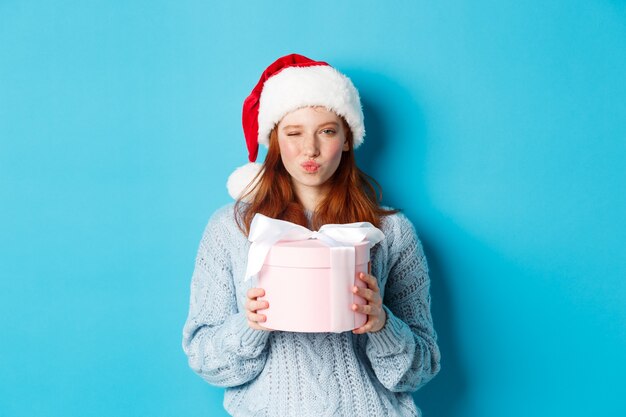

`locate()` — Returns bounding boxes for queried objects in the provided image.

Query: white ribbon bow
[244,213,385,282]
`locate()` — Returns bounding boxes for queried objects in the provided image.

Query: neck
[292,182,329,212]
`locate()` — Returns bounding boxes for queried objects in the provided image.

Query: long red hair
[234,117,397,235]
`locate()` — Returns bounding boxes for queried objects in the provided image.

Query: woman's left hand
[351,272,387,334]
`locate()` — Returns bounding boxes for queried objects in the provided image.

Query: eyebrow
[281,122,340,130]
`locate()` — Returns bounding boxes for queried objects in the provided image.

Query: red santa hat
[227,53,365,201]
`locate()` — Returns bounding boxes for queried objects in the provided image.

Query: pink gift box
[256,239,370,333]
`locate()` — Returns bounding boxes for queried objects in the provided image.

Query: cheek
[277,140,299,165]
[325,141,344,162]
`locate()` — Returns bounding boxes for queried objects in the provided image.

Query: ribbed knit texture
[182,204,441,417]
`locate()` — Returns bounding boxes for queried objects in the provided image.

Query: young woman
[182,54,441,417]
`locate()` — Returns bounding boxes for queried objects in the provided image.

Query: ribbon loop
[244,213,385,282]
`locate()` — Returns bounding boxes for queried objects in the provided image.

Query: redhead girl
[182,54,441,417]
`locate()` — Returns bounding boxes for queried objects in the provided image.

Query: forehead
[278,106,341,126]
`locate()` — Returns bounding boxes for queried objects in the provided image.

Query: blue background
[1,1,625,416]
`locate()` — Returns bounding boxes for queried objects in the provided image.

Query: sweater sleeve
[182,210,270,388]
[365,213,441,392]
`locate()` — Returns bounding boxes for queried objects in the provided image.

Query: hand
[245,288,274,331]
[351,272,387,334]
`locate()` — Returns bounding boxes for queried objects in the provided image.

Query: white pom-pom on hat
[227,162,263,202]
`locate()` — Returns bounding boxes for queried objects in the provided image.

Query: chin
[294,175,330,188]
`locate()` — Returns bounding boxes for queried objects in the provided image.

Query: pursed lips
[301,161,320,172]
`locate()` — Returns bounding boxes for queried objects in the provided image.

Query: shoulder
[207,202,237,225]
[379,208,418,243]
[203,202,247,240]
[378,208,425,260]
[195,203,250,262]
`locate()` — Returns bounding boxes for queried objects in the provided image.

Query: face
[276,106,349,197]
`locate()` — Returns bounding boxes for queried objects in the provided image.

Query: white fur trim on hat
[226,162,263,202]
[257,65,365,148]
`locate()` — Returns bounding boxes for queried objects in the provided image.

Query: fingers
[246,287,272,330]
[247,310,273,331]
[357,272,379,291]
[245,298,269,313]
[352,285,379,303]
[248,318,272,331]
[247,287,265,300]
[246,303,268,327]
[351,272,382,316]
[352,272,382,305]
[351,302,382,316]
[247,310,267,324]
[352,305,387,334]
[352,272,386,334]
[246,287,268,314]
[352,322,371,334]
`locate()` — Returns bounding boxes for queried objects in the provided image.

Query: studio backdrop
[1,1,624,416]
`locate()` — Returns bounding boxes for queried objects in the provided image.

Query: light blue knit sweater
[182,204,441,416]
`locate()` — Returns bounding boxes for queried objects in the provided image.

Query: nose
[302,132,320,158]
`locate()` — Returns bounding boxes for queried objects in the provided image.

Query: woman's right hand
[245,288,273,331]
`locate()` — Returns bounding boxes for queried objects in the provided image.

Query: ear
[342,138,350,152]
